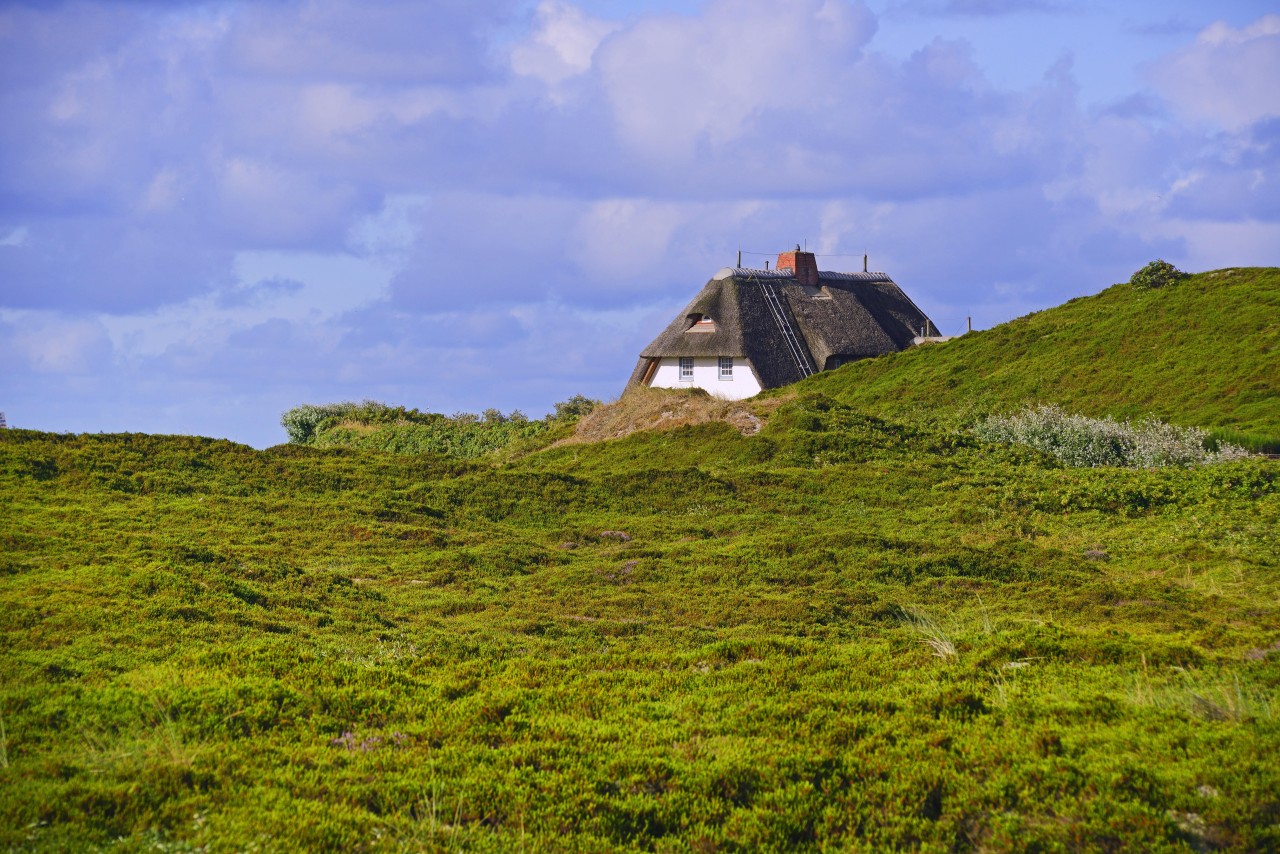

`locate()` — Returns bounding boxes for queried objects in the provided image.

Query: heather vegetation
[1,268,1278,851]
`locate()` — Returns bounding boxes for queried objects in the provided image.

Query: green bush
[279,402,357,444]
[1129,259,1186,289]
[281,395,601,458]
[551,394,601,423]
[973,404,1249,468]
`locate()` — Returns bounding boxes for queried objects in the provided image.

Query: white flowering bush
[973,404,1249,468]
[280,402,361,444]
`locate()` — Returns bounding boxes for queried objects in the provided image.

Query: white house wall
[647,357,763,400]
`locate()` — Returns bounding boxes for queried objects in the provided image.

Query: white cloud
[8,313,114,374]
[223,0,498,84]
[1145,218,1280,273]
[595,0,877,160]
[215,157,366,247]
[510,1,620,86]
[138,168,185,214]
[0,226,29,247]
[572,199,688,278]
[1149,14,1280,131]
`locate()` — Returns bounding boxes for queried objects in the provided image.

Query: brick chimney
[776,245,819,286]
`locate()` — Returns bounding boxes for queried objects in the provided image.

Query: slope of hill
[2,415,1278,850]
[1,269,1278,851]
[798,267,1279,448]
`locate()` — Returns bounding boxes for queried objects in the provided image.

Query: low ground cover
[2,267,1277,850]
[2,403,1277,850]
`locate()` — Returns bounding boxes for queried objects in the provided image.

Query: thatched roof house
[627,248,939,399]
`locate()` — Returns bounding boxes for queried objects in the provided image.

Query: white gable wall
[647,357,763,400]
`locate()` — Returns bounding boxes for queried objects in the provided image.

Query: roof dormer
[686,314,717,332]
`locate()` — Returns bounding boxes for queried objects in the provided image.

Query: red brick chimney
[776,245,819,286]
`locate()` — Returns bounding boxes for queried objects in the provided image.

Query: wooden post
[640,358,659,387]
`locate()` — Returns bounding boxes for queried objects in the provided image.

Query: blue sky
[2,0,1277,447]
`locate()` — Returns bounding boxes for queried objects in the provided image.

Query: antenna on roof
[737,247,741,267]
[863,253,868,273]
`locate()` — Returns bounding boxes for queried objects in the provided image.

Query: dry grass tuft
[557,387,789,446]
[898,606,958,660]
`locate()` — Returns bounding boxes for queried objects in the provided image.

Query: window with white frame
[679,357,694,381]
[719,356,733,379]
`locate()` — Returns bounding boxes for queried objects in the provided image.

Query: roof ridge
[818,271,893,282]
[714,266,892,282]
[714,267,791,280]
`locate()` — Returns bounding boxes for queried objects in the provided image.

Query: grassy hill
[1,270,1278,851]
[798,267,1280,449]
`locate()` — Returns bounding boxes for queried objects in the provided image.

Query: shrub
[281,395,602,456]
[973,404,1249,468]
[551,394,601,423]
[280,402,358,444]
[1129,260,1186,289]
[280,400,434,444]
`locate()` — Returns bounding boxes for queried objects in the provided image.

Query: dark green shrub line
[280,396,601,460]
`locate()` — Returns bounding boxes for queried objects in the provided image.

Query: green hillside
[800,267,1280,448]
[1,269,1279,851]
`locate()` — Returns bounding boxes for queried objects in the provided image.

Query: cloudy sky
[1,0,1277,447]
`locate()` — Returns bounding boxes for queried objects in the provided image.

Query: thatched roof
[627,264,937,391]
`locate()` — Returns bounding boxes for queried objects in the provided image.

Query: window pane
[679,357,693,379]
[719,357,733,378]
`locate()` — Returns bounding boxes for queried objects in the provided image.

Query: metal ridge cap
[818,271,892,282]
[713,266,794,280]
[712,267,893,282]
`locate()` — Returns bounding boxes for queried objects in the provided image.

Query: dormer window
[687,314,717,332]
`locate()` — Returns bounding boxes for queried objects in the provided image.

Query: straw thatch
[627,264,938,391]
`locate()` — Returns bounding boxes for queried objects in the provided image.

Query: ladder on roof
[760,282,815,378]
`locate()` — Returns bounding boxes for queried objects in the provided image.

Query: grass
[792,267,1280,449]
[897,607,958,660]
[3,418,1276,850]
[1,268,1278,850]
